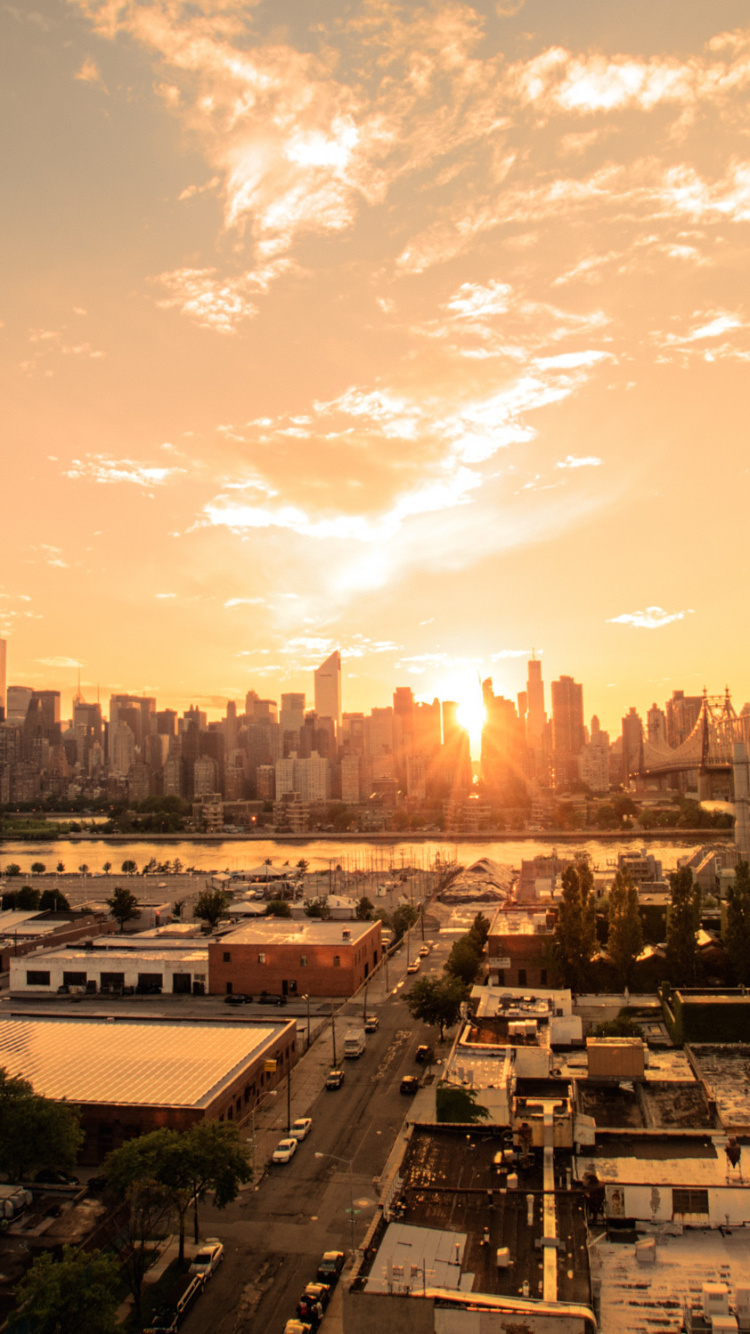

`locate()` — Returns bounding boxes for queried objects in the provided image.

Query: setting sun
[455,686,486,756]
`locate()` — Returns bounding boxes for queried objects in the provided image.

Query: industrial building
[0,1013,296,1161]
[208,918,382,998]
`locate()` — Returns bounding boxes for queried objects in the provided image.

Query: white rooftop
[364,1223,473,1295]
[575,1146,749,1189]
[0,1015,287,1109]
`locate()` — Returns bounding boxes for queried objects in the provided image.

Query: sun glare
[456,690,486,754]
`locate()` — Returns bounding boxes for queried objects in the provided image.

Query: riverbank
[0,826,732,844]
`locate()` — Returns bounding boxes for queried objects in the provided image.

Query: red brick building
[486,905,558,989]
[209,919,382,998]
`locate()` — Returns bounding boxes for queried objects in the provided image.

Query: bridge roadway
[179,931,449,1334]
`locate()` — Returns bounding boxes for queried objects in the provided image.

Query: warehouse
[209,918,382,998]
[9,941,209,996]
[0,1013,296,1161]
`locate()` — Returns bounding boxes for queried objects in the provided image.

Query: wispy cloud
[74,57,107,92]
[608,606,694,629]
[37,656,83,669]
[556,455,602,469]
[65,457,186,485]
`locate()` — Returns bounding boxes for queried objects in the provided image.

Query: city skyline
[4,2,750,732]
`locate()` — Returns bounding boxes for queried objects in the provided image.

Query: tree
[390,902,419,941]
[121,859,138,874]
[665,866,701,986]
[4,864,21,877]
[444,937,482,987]
[404,974,466,1040]
[102,861,112,874]
[0,1068,83,1180]
[725,860,750,985]
[173,898,186,919]
[468,911,490,952]
[16,886,41,910]
[356,896,374,921]
[296,858,309,875]
[193,887,231,930]
[265,899,292,918]
[14,1246,119,1334]
[552,862,597,993]
[607,868,644,990]
[118,1177,174,1324]
[436,1085,490,1124]
[56,861,65,874]
[304,897,330,919]
[106,885,141,933]
[30,862,46,875]
[40,888,70,911]
[78,863,89,876]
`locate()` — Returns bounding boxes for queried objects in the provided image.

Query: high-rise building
[6,686,33,725]
[0,638,6,721]
[647,703,667,747]
[526,655,546,748]
[621,707,644,782]
[551,675,584,788]
[280,693,305,736]
[666,690,702,749]
[314,650,341,732]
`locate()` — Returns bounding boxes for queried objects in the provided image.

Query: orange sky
[3,0,750,734]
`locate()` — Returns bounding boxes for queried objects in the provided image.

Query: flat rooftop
[16,945,208,966]
[215,919,378,946]
[688,1045,750,1128]
[575,1136,750,1187]
[0,1015,291,1109]
[365,1126,590,1308]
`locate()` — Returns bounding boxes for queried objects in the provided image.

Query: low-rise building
[208,918,382,998]
[486,905,557,988]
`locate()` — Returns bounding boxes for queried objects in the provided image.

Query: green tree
[106,885,141,933]
[78,863,89,875]
[173,898,186,919]
[0,1069,83,1180]
[296,858,309,875]
[725,860,750,985]
[193,887,231,929]
[467,911,490,952]
[436,1085,490,1123]
[102,861,112,874]
[121,859,138,874]
[30,862,46,875]
[607,867,644,990]
[552,862,597,993]
[404,974,466,1040]
[444,936,482,987]
[14,1246,119,1334]
[265,898,292,918]
[118,1177,174,1323]
[356,896,374,920]
[391,902,419,941]
[39,888,70,911]
[304,897,331,919]
[4,864,21,877]
[16,886,41,910]
[665,865,701,986]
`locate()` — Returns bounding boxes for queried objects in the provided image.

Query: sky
[3,0,750,737]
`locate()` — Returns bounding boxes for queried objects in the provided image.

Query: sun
[455,689,486,755]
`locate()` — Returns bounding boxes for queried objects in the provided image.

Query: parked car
[364,1014,379,1032]
[34,1169,79,1186]
[406,959,420,974]
[418,945,430,957]
[272,1138,298,1163]
[400,1075,419,1095]
[325,1068,345,1089]
[299,1281,331,1312]
[283,1322,312,1334]
[415,1044,433,1064]
[289,1118,312,1141]
[316,1250,345,1284]
[189,1239,224,1279]
[224,993,252,1006]
[258,992,287,1006]
[141,1273,204,1333]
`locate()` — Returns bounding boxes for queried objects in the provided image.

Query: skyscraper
[551,674,584,788]
[526,655,546,748]
[314,650,341,731]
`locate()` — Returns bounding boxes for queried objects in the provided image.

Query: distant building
[314,650,341,733]
[551,675,584,788]
[208,918,382,998]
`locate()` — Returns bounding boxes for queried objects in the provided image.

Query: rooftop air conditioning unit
[703,1284,730,1319]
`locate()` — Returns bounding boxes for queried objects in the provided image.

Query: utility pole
[331,1001,337,1066]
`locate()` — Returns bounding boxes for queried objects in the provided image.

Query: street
[179,927,450,1334]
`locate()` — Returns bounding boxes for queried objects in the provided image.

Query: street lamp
[315,1151,356,1254]
[248,1088,277,1185]
[301,993,311,1050]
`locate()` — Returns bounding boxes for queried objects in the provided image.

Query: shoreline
[0,827,732,845]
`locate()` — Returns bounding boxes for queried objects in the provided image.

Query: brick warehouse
[208,918,382,998]
[0,1013,297,1162]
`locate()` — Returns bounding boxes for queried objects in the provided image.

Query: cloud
[224,597,267,607]
[37,656,84,669]
[74,57,107,91]
[65,457,186,485]
[556,455,603,469]
[155,592,177,599]
[608,606,694,629]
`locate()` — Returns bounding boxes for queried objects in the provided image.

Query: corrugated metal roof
[0,1016,286,1109]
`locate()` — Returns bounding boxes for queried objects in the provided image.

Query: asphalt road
[179,929,451,1334]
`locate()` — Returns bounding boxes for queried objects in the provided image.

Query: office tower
[0,638,5,720]
[392,687,414,787]
[666,690,702,748]
[481,679,526,792]
[280,693,305,735]
[31,690,61,735]
[551,675,585,788]
[647,703,667,747]
[109,695,156,750]
[156,709,177,736]
[314,650,341,732]
[6,686,33,725]
[526,655,546,747]
[621,707,644,782]
[367,707,393,758]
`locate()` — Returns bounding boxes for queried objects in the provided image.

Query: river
[0,834,728,878]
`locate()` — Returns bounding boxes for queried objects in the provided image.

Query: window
[63,971,87,987]
[518,968,527,987]
[333,955,341,967]
[26,970,50,986]
[223,952,231,963]
[258,952,266,964]
[673,1188,709,1216]
[300,955,308,966]
[540,969,548,985]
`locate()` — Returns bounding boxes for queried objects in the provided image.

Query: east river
[0,833,729,878]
